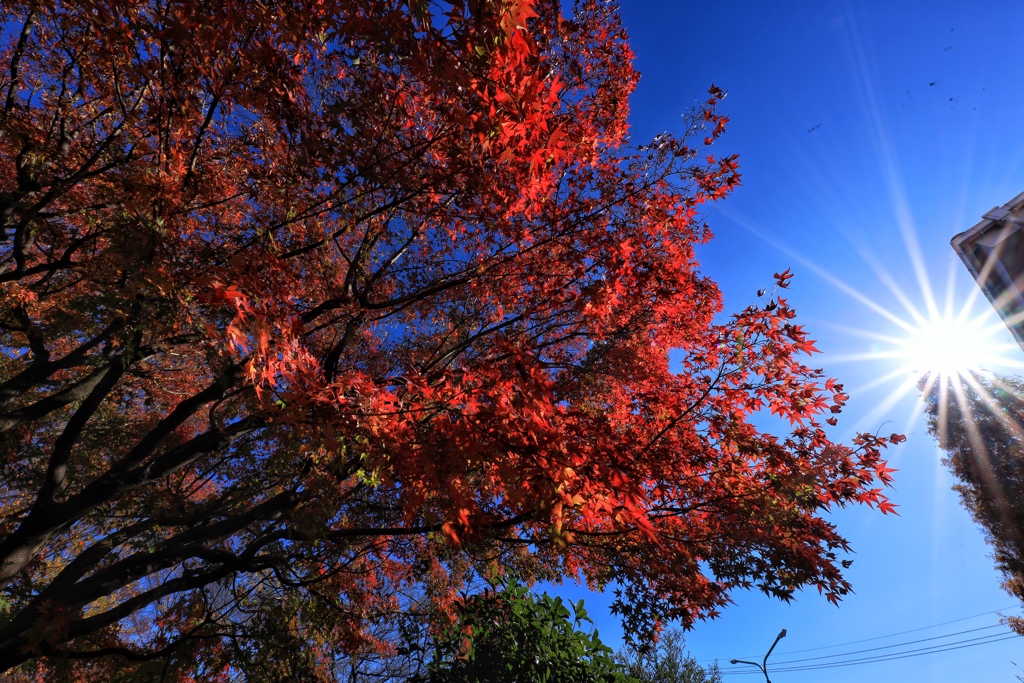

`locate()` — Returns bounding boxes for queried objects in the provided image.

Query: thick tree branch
[3,6,36,116]
[0,317,124,409]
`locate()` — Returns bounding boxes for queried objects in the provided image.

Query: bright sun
[893,311,1007,378]
[807,277,1024,434]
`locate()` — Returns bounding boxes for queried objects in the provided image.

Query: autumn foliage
[0,0,898,678]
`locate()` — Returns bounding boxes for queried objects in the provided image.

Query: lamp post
[730,628,787,683]
[951,191,1024,352]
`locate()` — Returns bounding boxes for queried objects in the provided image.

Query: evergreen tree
[616,628,721,683]
[924,371,1024,633]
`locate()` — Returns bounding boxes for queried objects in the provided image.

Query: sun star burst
[894,310,1008,379]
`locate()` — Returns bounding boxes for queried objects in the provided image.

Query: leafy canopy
[0,0,897,678]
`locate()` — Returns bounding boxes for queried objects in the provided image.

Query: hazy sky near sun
[548,2,1024,681]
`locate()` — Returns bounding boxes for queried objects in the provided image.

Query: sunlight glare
[894,311,1006,378]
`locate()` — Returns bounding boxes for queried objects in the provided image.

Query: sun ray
[944,376,1018,533]
[813,351,909,365]
[844,4,941,323]
[848,365,919,395]
[964,372,1024,441]
[903,388,932,436]
[722,207,916,330]
[853,372,921,436]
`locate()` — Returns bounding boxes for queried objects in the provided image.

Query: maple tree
[0,0,899,677]
[923,371,1024,635]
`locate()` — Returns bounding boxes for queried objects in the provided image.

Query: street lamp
[730,628,787,683]
[951,191,1024,352]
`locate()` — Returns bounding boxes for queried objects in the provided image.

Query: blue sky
[548,2,1024,680]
